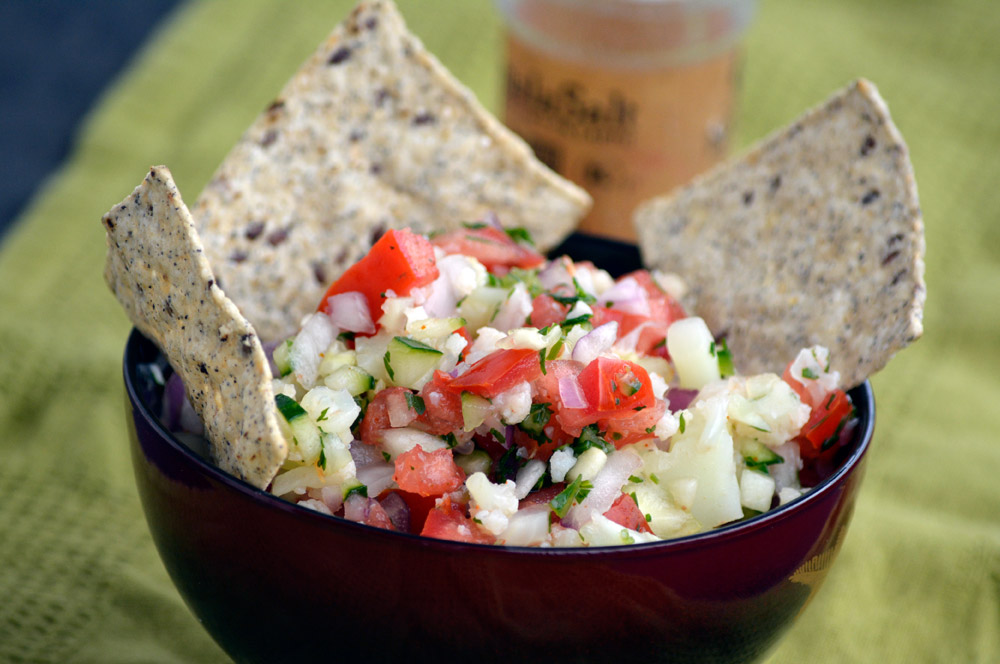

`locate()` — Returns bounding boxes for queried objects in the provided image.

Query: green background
[1,0,997,661]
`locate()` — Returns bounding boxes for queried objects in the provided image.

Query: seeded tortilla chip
[103,166,287,488]
[636,79,925,389]
[192,0,591,342]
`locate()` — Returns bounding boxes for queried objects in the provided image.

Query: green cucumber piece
[324,364,375,396]
[743,440,784,473]
[460,392,491,432]
[454,449,492,476]
[272,339,294,377]
[384,336,443,389]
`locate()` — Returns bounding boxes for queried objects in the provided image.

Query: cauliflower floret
[493,382,533,424]
[549,447,577,483]
[466,472,519,536]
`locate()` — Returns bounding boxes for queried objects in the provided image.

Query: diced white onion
[571,321,618,365]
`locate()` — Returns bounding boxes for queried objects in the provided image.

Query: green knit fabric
[1,0,997,661]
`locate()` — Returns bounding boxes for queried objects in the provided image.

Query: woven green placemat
[1,0,997,661]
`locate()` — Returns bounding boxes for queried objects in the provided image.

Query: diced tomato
[621,270,687,323]
[529,294,569,329]
[359,386,412,445]
[317,228,438,330]
[431,225,545,272]
[393,447,465,497]
[800,389,853,452]
[578,357,656,419]
[591,306,667,356]
[415,371,465,436]
[454,326,473,362]
[534,359,589,436]
[420,496,494,544]
[448,348,544,399]
[600,400,664,449]
[603,492,653,534]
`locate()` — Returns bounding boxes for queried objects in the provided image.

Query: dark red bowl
[123,235,874,664]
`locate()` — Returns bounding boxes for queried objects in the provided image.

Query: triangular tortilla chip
[103,166,287,488]
[192,0,591,342]
[635,79,925,389]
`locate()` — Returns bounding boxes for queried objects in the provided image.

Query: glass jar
[495,0,756,242]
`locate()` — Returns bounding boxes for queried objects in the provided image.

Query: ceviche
[248,224,856,546]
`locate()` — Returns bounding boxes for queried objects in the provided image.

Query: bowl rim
[125,327,874,558]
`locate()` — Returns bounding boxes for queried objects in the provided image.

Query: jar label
[503,34,740,242]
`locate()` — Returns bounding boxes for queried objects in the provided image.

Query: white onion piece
[324,291,375,334]
[565,448,642,529]
[501,504,551,546]
[357,462,396,497]
[571,321,618,365]
[380,427,448,458]
[514,459,547,500]
[492,283,533,332]
[385,390,418,428]
[291,313,336,388]
[320,486,345,514]
[558,375,588,409]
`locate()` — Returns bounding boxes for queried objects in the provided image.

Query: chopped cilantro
[645,426,656,434]
[404,392,426,415]
[442,432,459,448]
[337,331,356,343]
[645,513,652,522]
[547,338,564,360]
[628,475,643,483]
[716,338,735,377]
[560,314,592,329]
[649,473,660,485]
[382,451,391,463]
[679,413,686,434]
[490,428,506,446]
[461,221,489,230]
[801,367,820,380]
[620,530,635,545]
[382,351,394,380]
[316,407,329,422]
[495,445,522,483]
[518,402,552,444]
[539,348,547,375]
[504,226,535,246]
[571,424,612,455]
[318,446,327,470]
[344,484,368,500]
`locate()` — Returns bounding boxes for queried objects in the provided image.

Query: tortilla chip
[192,0,591,342]
[103,166,287,488]
[635,79,925,389]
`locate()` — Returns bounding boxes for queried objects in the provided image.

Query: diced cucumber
[407,316,465,344]
[272,339,294,377]
[666,317,720,389]
[275,393,321,462]
[741,440,784,472]
[317,349,356,380]
[458,286,508,331]
[455,449,492,476]
[324,364,375,397]
[460,391,492,432]
[632,482,701,539]
[341,477,368,500]
[566,447,607,483]
[383,336,443,389]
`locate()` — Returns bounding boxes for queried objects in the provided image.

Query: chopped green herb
[653,338,666,349]
[495,445,522,483]
[504,226,535,245]
[404,392,426,415]
[549,475,593,518]
[645,426,656,434]
[571,424,612,455]
[549,277,596,307]
[679,413,686,434]
[547,338,564,360]
[382,451,391,463]
[649,473,660,485]
[620,530,635,545]
[462,221,489,230]
[318,446,327,470]
[716,338,735,377]
[316,407,329,422]
[337,331,356,343]
[539,348,547,375]
[344,484,368,500]
[560,314,592,329]
[801,367,819,380]
[518,402,552,443]
[382,351,394,381]
[645,513,652,522]
[628,475,644,483]
[490,428,506,446]
[442,432,459,449]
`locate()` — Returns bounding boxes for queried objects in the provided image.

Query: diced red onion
[558,375,588,409]
[538,256,573,291]
[599,277,650,316]
[504,424,515,449]
[349,440,382,468]
[665,388,699,411]
[379,491,411,533]
[483,210,503,230]
[324,291,375,334]
[571,321,618,365]
[343,494,373,523]
[564,449,642,529]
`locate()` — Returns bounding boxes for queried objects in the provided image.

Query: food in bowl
[244,224,859,546]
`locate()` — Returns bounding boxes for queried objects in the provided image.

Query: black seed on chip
[328,46,352,65]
